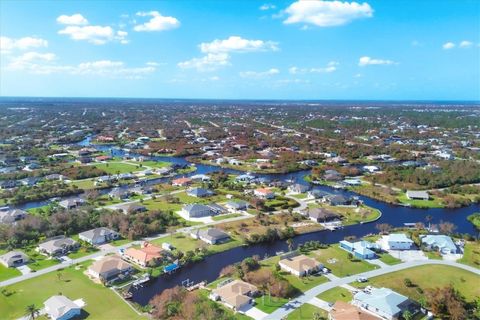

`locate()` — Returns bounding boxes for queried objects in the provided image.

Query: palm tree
[286,238,294,252]
[425,215,432,230]
[25,304,40,320]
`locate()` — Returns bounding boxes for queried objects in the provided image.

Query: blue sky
[0,0,479,100]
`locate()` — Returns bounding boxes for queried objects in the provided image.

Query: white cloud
[178,53,230,71]
[358,56,396,66]
[200,36,279,54]
[442,42,455,50]
[260,3,276,10]
[58,25,116,45]
[284,0,373,27]
[56,14,89,25]
[239,68,280,78]
[133,11,180,32]
[459,40,472,48]
[0,36,48,54]
[289,61,338,74]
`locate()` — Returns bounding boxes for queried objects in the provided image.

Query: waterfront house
[88,255,133,283]
[406,190,429,201]
[123,242,163,267]
[288,183,311,194]
[79,227,119,245]
[303,207,341,223]
[191,228,230,244]
[58,197,85,210]
[387,234,414,250]
[210,280,258,312]
[172,177,192,186]
[353,287,417,320]
[254,187,275,199]
[278,254,323,277]
[421,235,457,254]
[339,240,378,260]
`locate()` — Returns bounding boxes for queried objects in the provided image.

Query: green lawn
[377,252,402,265]
[151,233,202,252]
[254,295,289,313]
[67,246,99,259]
[23,248,60,271]
[458,241,480,268]
[397,193,444,208]
[130,160,170,169]
[0,264,21,281]
[93,162,140,174]
[352,265,480,303]
[424,251,443,260]
[286,302,328,320]
[0,262,145,319]
[310,245,378,277]
[110,238,133,247]
[212,213,243,221]
[317,287,353,303]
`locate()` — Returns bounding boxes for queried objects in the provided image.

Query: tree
[402,310,413,320]
[25,304,40,320]
[439,221,456,235]
[376,223,392,234]
[425,215,433,230]
[286,238,294,252]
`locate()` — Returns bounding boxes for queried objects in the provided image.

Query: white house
[387,234,414,250]
[44,295,85,320]
[278,254,322,277]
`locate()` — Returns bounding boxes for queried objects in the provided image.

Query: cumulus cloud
[133,11,180,32]
[179,36,278,71]
[284,0,373,27]
[442,42,455,50]
[239,68,280,78]
[358,56,396,66]
[0,36,48,54]
[200,36,278,54]
[459,40,472,48]
[56,14,89,25]
[260,3,276,10]
[177,53,230,72]
[57,14,128,44]
[5,53,156,79]
[289,61,338,74]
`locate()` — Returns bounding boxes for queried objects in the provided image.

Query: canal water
[18,136,480,304]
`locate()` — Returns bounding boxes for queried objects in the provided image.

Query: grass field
[397,193,444,208]
[458,241,480,268]
[352,265,480,303]
[0,262,145,319]
[317,287,353,303]
[286,303,328,320]
[306,203,381,225]
[310,245,378,277]
[254,295,289,313]
[93,162,140,174]
[0,264,21,281]
[212,213,243,221]
[377,252,402,265]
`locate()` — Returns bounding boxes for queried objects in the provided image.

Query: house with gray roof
[340,240,379,260]
[387,234,414,250]
[225,200,249,212]
[406,190,429,201]
[0,250,29,267]
[421,234,457,254]
[44,295,84,320]
[58,197,85,210]
[287,183,311,194]
[79,227,119,245]
[187,187,214,198]
[191,228,230,244]
[38,236,80,256]
[181,204,216,218]
[0,208,27,224]
[353,287,417,320]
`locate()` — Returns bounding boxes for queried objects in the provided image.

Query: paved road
[263,259,480,320]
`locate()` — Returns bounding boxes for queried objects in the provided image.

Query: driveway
[243,306,268,319]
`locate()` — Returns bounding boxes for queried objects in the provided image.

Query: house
[225,200,249,212]
[254,188,275,199]
[123,242,163,267]
[172,177,192,186]
[0,251,29,267]
[0,208,27,224]
[79,227,119,245]
[303,207,341,223]
[88,255,133,282]
[329,301,380,320]
[187,187,214,198]
[339,240,378,260]
[406,190,429,201]
[192,228,230,244]
[190,174,211,182]
[363,165,380,173]
[44,295,84,320]
[211,280,258,311]
[180,204,224,218]
[288,183,311,194]
[38,236,80,256]
[278,254,322,277]
[235,174,255,183]
[116,203,147,214]
[323,170,343,181]
[325,195,354,206]
[353,287,417,320]
[308,189,331,200]
[108,188,132,200]
[58,197,85,210]
[387,234,414,250]
[421,235,457,254]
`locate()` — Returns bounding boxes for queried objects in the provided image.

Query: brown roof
[213,280,257,309]
[279,254,321,273]
[330,301,380,320]
[89,255,131,275]
[172,177,191,185]
[124,242,163,264]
